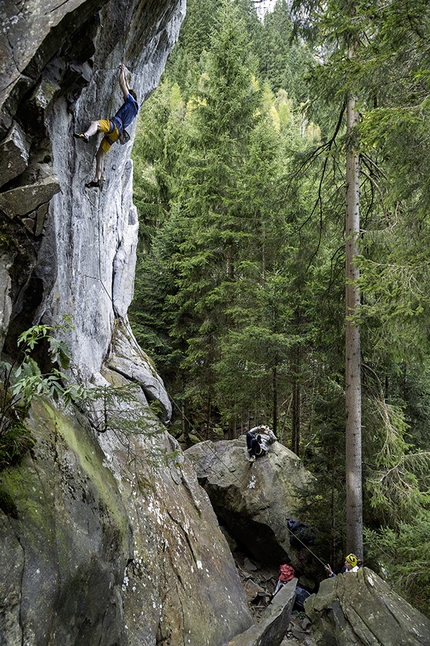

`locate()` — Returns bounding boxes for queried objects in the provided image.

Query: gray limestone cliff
[0,1,254,644]
[252,0,281,21]
[0,0,180,418]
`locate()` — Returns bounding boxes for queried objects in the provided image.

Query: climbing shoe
[249,456,255,463]
[74,133,89,143]
[85,180,100,189]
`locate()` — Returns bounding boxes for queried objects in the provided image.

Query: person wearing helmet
[325,553,360,577]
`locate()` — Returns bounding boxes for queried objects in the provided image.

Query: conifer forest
[129,0,430,616]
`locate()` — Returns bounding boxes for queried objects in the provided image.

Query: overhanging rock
[0,0,185,418]
[0,123,30,188]
[0,176,60,219]
[185,436,316,574]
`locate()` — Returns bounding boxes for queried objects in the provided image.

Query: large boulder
[0,397,253,645]
[185,436,315,573]
[227,579,297,646]
[305,567,430,646]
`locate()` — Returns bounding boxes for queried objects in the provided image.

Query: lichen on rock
[0,394,253,645]
[305,568,430,646]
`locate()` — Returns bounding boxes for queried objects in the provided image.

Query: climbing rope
[286,524,327,568]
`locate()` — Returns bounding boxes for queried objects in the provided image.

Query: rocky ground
[281,614,316,646]
[233,551,317,645]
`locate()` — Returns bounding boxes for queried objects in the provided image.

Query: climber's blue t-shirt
[111,94,139,131]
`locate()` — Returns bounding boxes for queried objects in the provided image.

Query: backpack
[288,519,315,547]
[294,586,311,611]
[279,564,295,582]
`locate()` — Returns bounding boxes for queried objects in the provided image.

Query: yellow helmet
[345,553,358,568]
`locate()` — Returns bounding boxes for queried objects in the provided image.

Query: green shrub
[0,322,87,470]
[365,513,430,618]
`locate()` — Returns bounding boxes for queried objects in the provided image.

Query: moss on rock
[0,397,130,645]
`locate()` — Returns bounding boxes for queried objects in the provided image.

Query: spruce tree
[167,0,262,431]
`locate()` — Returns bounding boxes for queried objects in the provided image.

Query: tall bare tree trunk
[272,365,278,435]
[291,348,301,456]
[345,91,363,559]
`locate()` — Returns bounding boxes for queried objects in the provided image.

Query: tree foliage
[130,0,430,613]
[0,322,87,470]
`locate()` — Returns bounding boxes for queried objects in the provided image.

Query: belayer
[74,63,139,189]
[246,424,277,463]
[325,553,360,577]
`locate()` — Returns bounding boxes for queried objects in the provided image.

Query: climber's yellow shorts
[98,120,119,153]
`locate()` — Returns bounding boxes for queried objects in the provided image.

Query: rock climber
[74,63,139,189]
[246,424,277,463]
[325,553,360,577]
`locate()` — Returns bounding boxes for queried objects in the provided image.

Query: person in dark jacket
[74,63,139,189]
[287,519,315,548]
[325,553,360,577]
[246,424,277,463]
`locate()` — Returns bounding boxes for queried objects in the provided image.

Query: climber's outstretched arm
[119,63,129,100]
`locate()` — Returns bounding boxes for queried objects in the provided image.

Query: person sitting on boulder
[246,424,277,463]
[74,63,139,189]
[325,553,360,577]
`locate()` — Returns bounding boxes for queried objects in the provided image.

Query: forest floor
[234,551,317,645]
